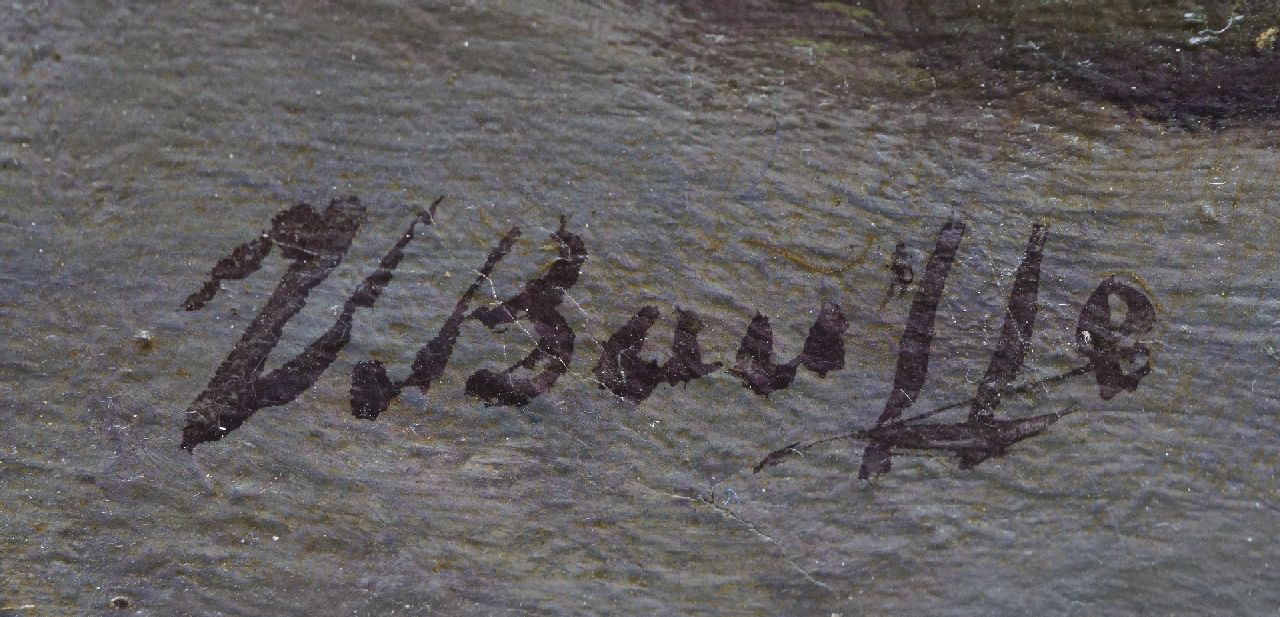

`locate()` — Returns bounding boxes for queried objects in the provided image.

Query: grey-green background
[3,1,1279,615]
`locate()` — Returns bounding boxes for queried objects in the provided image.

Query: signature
[179,197,1154,479]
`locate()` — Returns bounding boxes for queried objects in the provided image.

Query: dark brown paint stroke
[593,306,666,403]
[890,240,915,287]
[970,223,1047,423]
[350,227,522,420]
[464,218,587,407]
[868,403,1077,470]
[182,235,272,311]
[753,441,805,473]
[769,263,1158,479]
[860,217,964,478]
[664,307,723,386]
[1077,277,1155,400]
[874,217,966,425]
[181,197,437,450]
[753,364,1092,474]
[729,301,849,396]
[593,306,721,404]
[731,313,797,395]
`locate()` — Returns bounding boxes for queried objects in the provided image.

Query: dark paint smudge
[676,1,1280,127]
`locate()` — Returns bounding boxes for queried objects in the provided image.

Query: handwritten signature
[179,197,1154,479]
